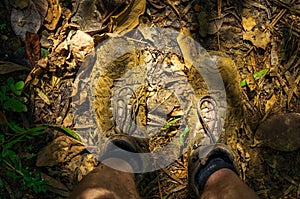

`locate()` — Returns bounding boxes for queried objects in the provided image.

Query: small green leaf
[14,91,21,96]
[240,79,247,87]
[9,98,27,112]
[53,126,81,141]
[168,118,181,125]
[41,48,50,58]
[253,69,269,80]
[0,134,4,142]
[14,81,24,91]
[1,86,7,93]
[241,69,269,87]
[180,126,189,146]
[8,122,25,133]
[25,125,48,135]
[20,97,28,103]
[7,77,14,86]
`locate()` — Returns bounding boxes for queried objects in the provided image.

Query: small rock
[255,113,300,152]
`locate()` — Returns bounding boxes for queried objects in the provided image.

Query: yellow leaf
[243,29,271,49]
[242,16,256,31]
[108,0,146,36]
[265,94,277,112]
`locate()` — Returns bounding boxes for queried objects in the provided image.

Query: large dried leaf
[25,32,40,67]
[0,61,30,74]
[9,0,29,9]
[10,0,41,41]
[44,0,61,30]
[41,173,70,197]
[32,0,48,24]
[69,30,94,63]
[108,0,146,36]
[243,29,271,50]
[36,135,85,167]
[71,0,103,32]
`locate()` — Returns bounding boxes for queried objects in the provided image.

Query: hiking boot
[99,134,149,173]
[188,96,238,196]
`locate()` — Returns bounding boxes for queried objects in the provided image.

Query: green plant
[179,125,189,146]
[0,23,6,31]
[0,77,27,112]
[0,123,48,193]
[240,69,269,87]
[159,118,189,146]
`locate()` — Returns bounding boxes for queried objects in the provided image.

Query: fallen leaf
[245,72,256,91]
[36,135,85,167]
[177,27,195,69]
[25,32,40,67]
[35,87,50,105]
[41,173,70,197]
[71,0,103,32]
[9,0,29,9]
[265,94,276,112]
[44,0,61,30]
[243,29,271,49]
[108,0,146,36]
[0,61,30,74]
[242,16,256,31]
[10,0,41,41]
[69,30,94,63]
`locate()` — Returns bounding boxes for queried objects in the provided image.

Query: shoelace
[196,95,218,144]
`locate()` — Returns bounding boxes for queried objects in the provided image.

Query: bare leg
[199,168,259,199]
[70,158,140,199]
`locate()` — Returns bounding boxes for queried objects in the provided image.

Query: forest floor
[0,0,299,198]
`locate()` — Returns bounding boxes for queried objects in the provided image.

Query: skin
[199,168,259,199]
[71,159,259,199]
[69,158,140,199]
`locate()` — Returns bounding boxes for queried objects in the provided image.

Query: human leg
[70,158,140,199]
[188,144,259,199]
[70,135,149,199]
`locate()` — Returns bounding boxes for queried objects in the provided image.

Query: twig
[269,9,287,28]
[166,0,181,19]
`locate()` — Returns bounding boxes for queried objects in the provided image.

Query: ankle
[101,158,134,173]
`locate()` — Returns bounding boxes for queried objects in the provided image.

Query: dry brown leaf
[242,16,256,31]
[36,135,85,167]
[35,87,50,105]
[44,0,61,30]
[265,94,276,112]
[108,0,146,36]
[245,72,256,91]
[243,29,271,49]
[9,0,29,9]
[177,27,195,69]
[69,30,94,63]
[25,32,40,67]
[41,173,70,197]
[71,0,103,32]
[207,18,223,35]
[0,61,30,74]
[11,0,41,41]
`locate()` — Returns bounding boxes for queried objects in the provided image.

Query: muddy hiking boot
[188,95,239,197]
[99,134,150,173]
